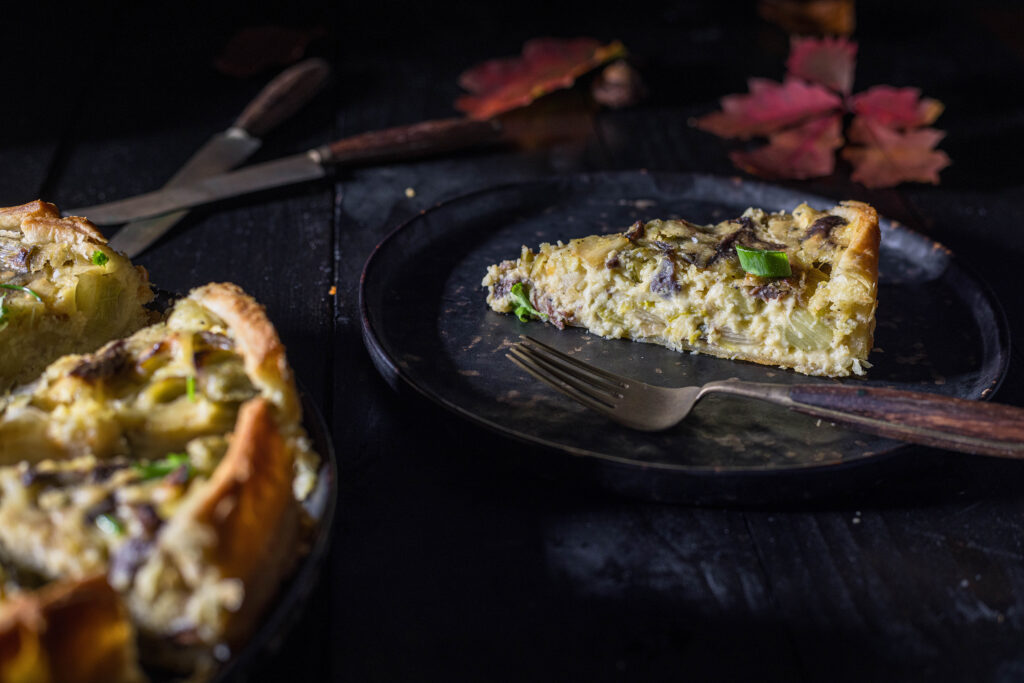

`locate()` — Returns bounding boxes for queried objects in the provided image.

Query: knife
[67,116,506,226]
[105,57,330,257]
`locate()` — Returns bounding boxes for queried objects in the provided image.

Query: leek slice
[736,245,792,278]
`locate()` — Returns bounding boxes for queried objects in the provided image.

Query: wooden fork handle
[786,385,1024,458]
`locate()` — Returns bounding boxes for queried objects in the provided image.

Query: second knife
[68,116,506,226]
[107,57,330,258]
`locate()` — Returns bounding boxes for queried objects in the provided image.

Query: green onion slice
[509,282,546,322]
[95,513,125,536]
[91,250,110,266]
[735,245,792,278]
[0,284,43,303]
[186,375,197,402]
[134,453,191,481]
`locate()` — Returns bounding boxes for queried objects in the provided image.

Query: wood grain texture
[788,385,1024,457]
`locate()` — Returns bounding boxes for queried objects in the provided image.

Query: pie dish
[0,281,320,679]
[0,200,154,391]
[483,201,880,377]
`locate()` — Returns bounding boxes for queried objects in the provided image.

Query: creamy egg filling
[484,203,878,377]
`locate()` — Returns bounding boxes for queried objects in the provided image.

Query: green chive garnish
[186,375,197,402]
[134,453,191,481]
[735,245,792,278]
[0,284,43,303]
[509,282,546,322]
[95,513,125,536]
[91,250,109,266]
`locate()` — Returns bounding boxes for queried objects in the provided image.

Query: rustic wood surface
[3,1,1023,680]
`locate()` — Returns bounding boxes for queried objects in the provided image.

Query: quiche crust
[0,575,144,683]
[0,200,153,390]
[190,283,300,425]
[483,201,880,377]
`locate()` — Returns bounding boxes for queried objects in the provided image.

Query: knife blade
[68,117,505,225]
[105,57,330,257]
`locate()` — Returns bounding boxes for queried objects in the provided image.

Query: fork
[507,335,1024,458]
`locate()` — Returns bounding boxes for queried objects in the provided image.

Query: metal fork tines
[506,335,628,412]
[505,335,700,431]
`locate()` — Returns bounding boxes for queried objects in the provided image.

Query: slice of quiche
[0,283,319,673]
[0,282,318,498]
[483,201,880,377]
[0,200,153,390]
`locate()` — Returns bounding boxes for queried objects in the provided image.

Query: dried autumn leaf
[731,114,844,179]
[693,78,841,139]
[843,117,951,187]
[850,85,944,128]
[455,37,627,120]
[758,0,856,37]
[786,36,857,95]
[695,35,949,188]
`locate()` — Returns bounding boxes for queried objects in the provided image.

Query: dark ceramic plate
[359,172,1009,500]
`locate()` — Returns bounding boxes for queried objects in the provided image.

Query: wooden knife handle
[318,117,504,166]
[233,58,331,137]
[787,384,1024,458]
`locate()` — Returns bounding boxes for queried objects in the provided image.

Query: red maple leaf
[455,38,627,121]
[850,85,944,128]
[731,115,844,179]
[786,36,857,95]
[693,36,949,188]
[694,78,841,139]
[842,117,951,187]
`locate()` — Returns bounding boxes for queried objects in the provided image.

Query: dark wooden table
[4,1,1024,680]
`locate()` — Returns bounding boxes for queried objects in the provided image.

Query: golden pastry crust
[0,200,62,228]
[483,201,881,377]
[0,575,144,683]
[189,283,300,424]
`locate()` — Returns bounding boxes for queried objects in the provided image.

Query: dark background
[3,1,1024,680]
